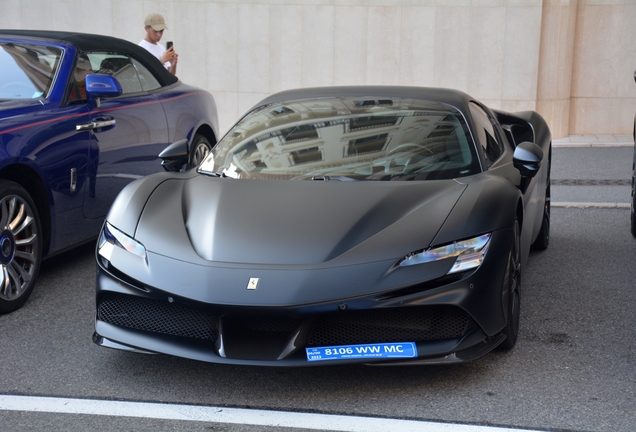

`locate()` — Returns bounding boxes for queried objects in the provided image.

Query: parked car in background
[0,30,219,313]
[94,86,551,366]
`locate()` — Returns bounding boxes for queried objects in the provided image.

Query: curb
[552,142,633,148]
[552,134,633,148]
[552,201,630,209]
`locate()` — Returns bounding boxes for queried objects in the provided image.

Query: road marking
[0,395,545,432]
[552,201,630,209]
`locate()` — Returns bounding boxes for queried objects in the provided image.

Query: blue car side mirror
[85,74,123,99]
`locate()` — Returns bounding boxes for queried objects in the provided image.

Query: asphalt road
[551,145,632,205]
[0,146,635,431]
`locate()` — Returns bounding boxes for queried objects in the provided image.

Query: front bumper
[93,228,514,366]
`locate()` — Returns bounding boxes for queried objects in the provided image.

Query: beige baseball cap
[144,13,168,31]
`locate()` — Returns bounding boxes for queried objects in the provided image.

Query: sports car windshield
[200,96,480,181]
[0,42,61,100]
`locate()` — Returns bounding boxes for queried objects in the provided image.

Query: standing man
[139,13,178,75]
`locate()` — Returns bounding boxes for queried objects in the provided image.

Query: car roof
[0,29,177,86]
[254,86,474,113]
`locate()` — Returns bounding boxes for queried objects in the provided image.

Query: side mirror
[85,74,122,99]
[159,139,189,172]
[513,141,543,193]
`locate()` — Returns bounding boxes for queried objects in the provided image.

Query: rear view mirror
[513,141,543,193]
[85,74,122,99]
[159,139,189,172]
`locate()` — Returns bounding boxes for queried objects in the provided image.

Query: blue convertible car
[0,30,219,313]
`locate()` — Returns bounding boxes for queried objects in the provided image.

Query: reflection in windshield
[0,43,61,100]
[200,96,480,181]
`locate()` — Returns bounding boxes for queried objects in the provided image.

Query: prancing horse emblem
[247,278,259,290]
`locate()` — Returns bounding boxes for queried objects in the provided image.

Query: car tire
[498,217,521,350]
[532,146,550,250]
[532,184,550,250]
[0,180,42,314]
[188,134,212,169]
[631,137,636,237]
[631,179,636,237]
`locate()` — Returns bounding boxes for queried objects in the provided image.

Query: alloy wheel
[0,194,39,302]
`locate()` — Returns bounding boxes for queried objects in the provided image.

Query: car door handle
[76,118,116,131]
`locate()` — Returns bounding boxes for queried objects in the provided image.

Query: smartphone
[166,41,173,50]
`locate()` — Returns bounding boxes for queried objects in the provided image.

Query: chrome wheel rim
[191,143,210,167]
[0,195,38,301]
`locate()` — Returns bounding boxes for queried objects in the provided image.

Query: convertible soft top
[0,29,178,86]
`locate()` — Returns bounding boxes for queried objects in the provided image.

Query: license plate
[306,342,417,362]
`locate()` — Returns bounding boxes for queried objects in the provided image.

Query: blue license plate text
[306,342,417,362]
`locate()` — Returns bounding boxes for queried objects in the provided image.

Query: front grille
[98,293,217,341]
[98,293,476,356]
[307,305,476,347]
[242,317,302,333]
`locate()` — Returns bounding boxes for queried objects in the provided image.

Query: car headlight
[398,233,491,274]
[98,222,146,262]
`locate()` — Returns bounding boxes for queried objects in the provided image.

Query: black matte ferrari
[93,86,551,366]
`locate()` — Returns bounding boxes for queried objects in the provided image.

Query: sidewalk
[553,134,632,147]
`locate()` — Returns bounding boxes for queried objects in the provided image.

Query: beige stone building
[2,0,634,139]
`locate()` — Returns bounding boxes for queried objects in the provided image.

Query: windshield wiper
[310,175,357,181]
[200,170,232,178]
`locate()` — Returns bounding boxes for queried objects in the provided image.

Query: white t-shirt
[139,39,170,69]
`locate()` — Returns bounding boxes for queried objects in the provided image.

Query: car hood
[135,176,467,266]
